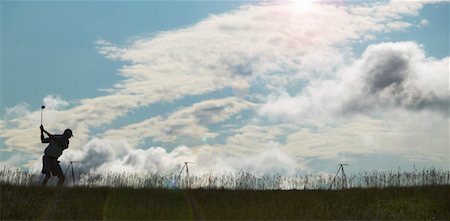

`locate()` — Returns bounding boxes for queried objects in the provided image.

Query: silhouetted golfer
[40,125,73,187]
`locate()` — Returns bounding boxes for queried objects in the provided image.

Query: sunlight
[292,0,315,13]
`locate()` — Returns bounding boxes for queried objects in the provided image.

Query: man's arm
[41,126,55,139]
[40,125,66,148]
[40,125,50,143]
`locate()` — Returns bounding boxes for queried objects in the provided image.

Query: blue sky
[2,1,246,110]
[1,1,449,175]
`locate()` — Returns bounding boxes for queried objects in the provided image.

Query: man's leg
[55,162,65,187]
[41,173,51,187]
[57,174,65,187]
[41,155,51,187]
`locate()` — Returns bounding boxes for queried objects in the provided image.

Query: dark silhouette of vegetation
[1,184,449,220]
[1,166,449,219]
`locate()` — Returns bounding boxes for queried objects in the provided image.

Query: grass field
[1,184,449,220]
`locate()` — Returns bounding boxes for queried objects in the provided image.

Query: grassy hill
[1,184,449,220]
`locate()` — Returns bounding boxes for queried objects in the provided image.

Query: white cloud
[348,1,423,19]
[4,102,31,119]
[98,1,426,86]
[386,21,412,30]
[420,19,429,26]
[43,95,69,110]
[232,79,250,98]
[56,137,302,175]
[102,97,254,146]
[223,123,290,154]
[237,142,299,175]
[259,41,449,120]
[341,42,449,115]
[258,41,449,166]
[59,138,193,173]
[282,111,449,166]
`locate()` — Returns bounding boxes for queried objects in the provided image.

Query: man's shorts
[42,155,63,176]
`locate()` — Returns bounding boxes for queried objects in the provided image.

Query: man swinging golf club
[40,124,73,187]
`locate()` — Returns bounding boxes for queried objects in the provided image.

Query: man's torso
[44,135,69,158]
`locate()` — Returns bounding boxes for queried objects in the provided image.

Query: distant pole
[64,161,79,186]
[177,163,186,183]
[330,166,341,190]
[341,164,348,189]
[329,164,349,190]
[176,162,193,188]
[185,162,193,189]
[186,163,189,188]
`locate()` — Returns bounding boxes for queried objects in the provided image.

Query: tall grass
[1,166,448,190]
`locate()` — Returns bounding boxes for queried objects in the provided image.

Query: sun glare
[292,0,315,13]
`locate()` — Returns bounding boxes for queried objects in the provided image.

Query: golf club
[40,105,46,125]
